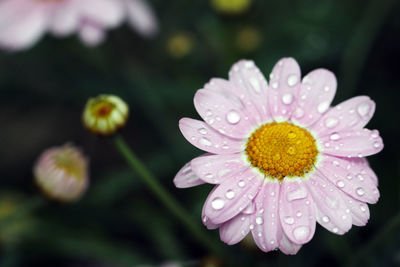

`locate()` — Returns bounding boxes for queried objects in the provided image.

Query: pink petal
[291,69,337,126]
[194,89,255,139]
[279,180,316,244]
[228,60,271,122]
[279,232,302,255]
[204,77,266,126]
[339,190,370,226]
[321,128,383,158]
[0,2,49,51]
[78,21,106,46]
[203,169,263,224]
[219,213,252,245]
[179,118,244,154]
[49,2,79,36]
[201,197,219,229]
[268,58,301,121]
[307,172,352,234]
[251,182,282,252]
[79,0,124,28]
[173,162,205,188]
[124,0,158,37]
[190,153,247,184]
[318,155,380,204]
[312,96,376,135]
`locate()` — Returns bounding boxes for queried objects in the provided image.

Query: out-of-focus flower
[236,26,261,53]
[82,94,129,136]
[34,144,89,202]
[210,0,251,14]
[0,193,33,245]
[166,32,193,59]
[174,58,383,254]
[0,0,158,51]
[200,255,224,267]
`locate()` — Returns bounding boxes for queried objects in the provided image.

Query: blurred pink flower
[0,0,158,51]
[34,143,89,202]
[174,58,383,254]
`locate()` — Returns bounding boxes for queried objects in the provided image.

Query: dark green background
[0,0,399,266]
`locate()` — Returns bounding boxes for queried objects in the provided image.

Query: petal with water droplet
[279,180,316,244]
[179,118,244,154]
[268,58,301,121]
[291,69,336,126]
[173,162,205,188]
[219,213,252,245]
[307,172,352,234]
[251,182,282,252]
[203,169,263,224]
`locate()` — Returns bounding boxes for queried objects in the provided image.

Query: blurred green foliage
[0,0,399,266]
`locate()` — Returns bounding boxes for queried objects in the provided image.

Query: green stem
[347,212,400,267]
[113,135,224,256]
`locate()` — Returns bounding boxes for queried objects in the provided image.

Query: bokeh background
[1,0,400,266]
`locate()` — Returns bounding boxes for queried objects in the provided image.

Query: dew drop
[294,108,304,118]
[360,205,367,212]
[238,180,246,188]
[371,130,379,138]
[357,103,370,117]
[373,141,380,148]
[330,133,341,141]
[226,110,241,124]
[204,173,213,179]
[256,216,264,225]
[205,110,213,116]
[325,117,339,128]
[324,86,330,92]
[283,216,294,225]
[249,224,255,230]
[226,190,235,199]
[271,82,278,89]
[287,188,307,201]
[293,226,310,242]
[282,93,294,104]
[322,216,330,223]
[199,137,212,146]
[211,198,225,210]
[336,180,345,188]
[332,227,339,233]
[296,211,302,217]
[356,187,365,196]
[287,74,298,86]
[317,101,330,113]
[198,128,207,135]
[249,77,261,93]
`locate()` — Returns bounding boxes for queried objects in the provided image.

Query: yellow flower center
[245,122,318,180]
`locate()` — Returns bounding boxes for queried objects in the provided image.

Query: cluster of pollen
[245,122,318,180]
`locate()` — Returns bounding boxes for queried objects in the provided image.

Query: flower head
[0,0,158,51]
[34,143,89,202]
[82,94,129,136]
[174,58,383,254]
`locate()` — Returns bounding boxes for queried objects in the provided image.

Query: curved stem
[347,212,400,267]
[113,135,225,256]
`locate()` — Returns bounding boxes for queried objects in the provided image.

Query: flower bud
[210,0,252,14]
[166,32,193,59]
[82,94,129,136]
[33,144,89,202]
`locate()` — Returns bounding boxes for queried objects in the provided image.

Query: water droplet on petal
[296,211,302,217]
[226,110,241,124]
[322,216,330,223]
[205,110,213,116]
[249,77,261,93]
[271,82,278,89]
[330,133,341,141]
[325,117,339,128]
[294,108,304,118]
[360,205,367,212]
[256,216,264,225]
[332,227,339,233]
[356,187,365,196]
[324,86,330,92]
[287,74,298,86]
[373,141,380,148]
[287,188,307,201]
[283,216,294,225]
[357,103,370,117]
[293,226,310,242]
[199,137,212,146]
[211,198,225,210]
[238,180,246,188]
[336,180,345,188]
[317,101,330,113]
[282,93,294,105]
[226,190,235,199]
[198,128,207,135]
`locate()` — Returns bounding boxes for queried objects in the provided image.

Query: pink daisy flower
[0,0,158,51]
[174,58,383,254]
